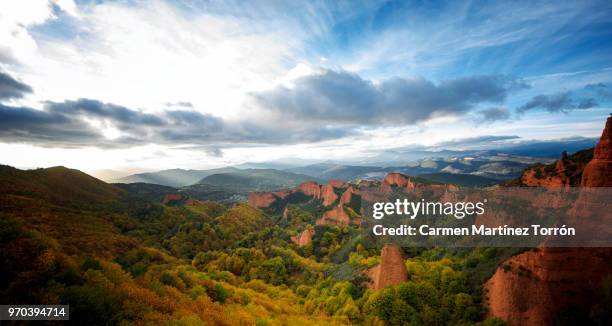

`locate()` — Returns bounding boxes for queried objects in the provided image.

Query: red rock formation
[381,172,416,193]
[295,181,321,198]
[383,172,411,187]
[581,115,612,187]
[248,192,280,208]
[485,248,612,326]
[520,168,568,187]
[519,152,575,187]
[321,184,338,206]
[328,179,347,188]
[291,227,315,247]
[486,116,612,325]
[519,148,593,188]
[316,204,361,226]
[339,186,357,205]
[367,244,409,289]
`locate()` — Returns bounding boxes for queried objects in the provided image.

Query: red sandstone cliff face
[328,179,347,188]
[248,179,361,225]
[248,192,281,208]
[316,204,361,226]
[519,148,593,188]
[295,181,321,198]
[485,248,612,326]
[367,244,409,290]
[321,184,338,206]
[291,227,315,247]
[519,152,574,187]
[486,116,612,325]
[581,116,612,187]
[381,172,418,193]
[383,173,411,187]
[339,186,357,205]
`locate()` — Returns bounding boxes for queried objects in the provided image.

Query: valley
[0,117,610,325]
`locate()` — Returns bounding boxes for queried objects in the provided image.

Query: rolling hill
[196,169,321,192]
[111,167,241,187]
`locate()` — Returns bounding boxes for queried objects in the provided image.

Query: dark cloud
[0,104,109,147]
[0,98,355,148]
[49,99,166,126]
[251,69,528,125]
[0,71,33,100]
[584,83,612,99]
[477,107,510,122]
[517,91,598,113]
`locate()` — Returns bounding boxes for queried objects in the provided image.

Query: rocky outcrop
[383,173,411,187]
[381,172,416,193]
[249,182,322,209]
[367,244,409,290]
[521,158,571,188]
[321,184,338,206]
[581,115,612,187]
[291,227,315,247]
[317,204,360,226]
[486,116,612,325]
[340,186,357,205]
[518,147,594,188]
[248,192,281,208]
[485,248,612,326]
[295,181,321,198]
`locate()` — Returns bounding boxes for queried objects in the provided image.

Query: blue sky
[0,0,611,176]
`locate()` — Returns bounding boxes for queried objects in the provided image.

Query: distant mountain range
[111,138,592,189]
[196,169,320,192]
[111,167,241,187]
[113,168,320,203]
[109,153,552,203]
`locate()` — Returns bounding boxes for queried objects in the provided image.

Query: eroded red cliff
[291,227,315,247]
[581,115,612,187]
[367,244,409,290]
[248,192,281,208]
[321,184,338,206]
[485,116,612,325]
[316,204,361,226]
[295,181,322,198]
[485,248,612,326]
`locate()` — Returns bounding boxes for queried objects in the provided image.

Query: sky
[0,0,611,178]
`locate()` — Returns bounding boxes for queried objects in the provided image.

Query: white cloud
[0,0,78,64]
[9,0,307,120]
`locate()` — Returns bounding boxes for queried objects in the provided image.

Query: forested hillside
[0,165,509,325]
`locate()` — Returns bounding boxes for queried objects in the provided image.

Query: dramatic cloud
[0,71,33,100]
[517,91,598,113]
[0,98,354,148]
[252,69,527,125]
[477,107,511,122]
